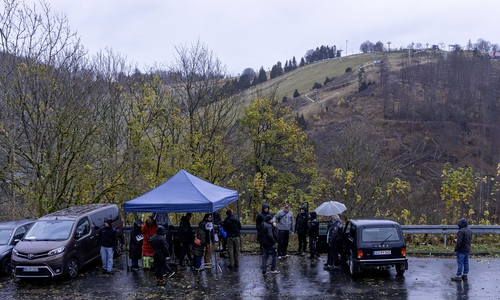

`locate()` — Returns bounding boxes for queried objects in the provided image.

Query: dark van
[12,204,124,279]
[341,219,408,276]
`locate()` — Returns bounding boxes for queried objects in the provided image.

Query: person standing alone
[273,203,294,259]
[97,218,117,275]
[223,209,242,269]
[451,218,472,281]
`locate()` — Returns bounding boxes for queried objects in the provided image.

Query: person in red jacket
[141,216,158,258]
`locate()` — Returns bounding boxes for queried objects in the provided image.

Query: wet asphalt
[0,253,499,299]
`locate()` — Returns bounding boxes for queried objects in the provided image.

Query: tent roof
[122,169,238,213]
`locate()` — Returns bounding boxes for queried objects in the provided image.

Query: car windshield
[361,227,400,243]
[23,220,74,241]
[0,229,13,245]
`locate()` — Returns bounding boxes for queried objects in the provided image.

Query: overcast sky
[44,0,497,75]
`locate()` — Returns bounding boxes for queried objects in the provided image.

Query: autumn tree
[0,0,117,216]
[166,40,240,183]
[234,92,319,221]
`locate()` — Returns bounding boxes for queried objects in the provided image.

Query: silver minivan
[11,204,124,279]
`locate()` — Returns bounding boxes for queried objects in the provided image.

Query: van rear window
[23,220,74,241]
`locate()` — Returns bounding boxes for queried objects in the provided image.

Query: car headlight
[48,246,65,256]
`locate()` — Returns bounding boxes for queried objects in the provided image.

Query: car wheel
[67,258,79,279]
[114,238,123,257]
[1,257,12,276]
[396,264,405,276]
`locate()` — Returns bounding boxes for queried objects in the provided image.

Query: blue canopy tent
[122,169,238,273]
[123,169,238,213]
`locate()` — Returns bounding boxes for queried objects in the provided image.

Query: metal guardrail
[240,224,500,247]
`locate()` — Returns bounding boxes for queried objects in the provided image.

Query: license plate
[373,250,391,255]
[23,267,39,272]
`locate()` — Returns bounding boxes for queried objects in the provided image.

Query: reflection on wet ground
[0,254,499,299]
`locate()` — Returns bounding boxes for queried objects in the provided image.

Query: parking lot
[0,253,499,299]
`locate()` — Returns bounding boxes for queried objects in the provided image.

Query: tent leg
[124,212,130,273]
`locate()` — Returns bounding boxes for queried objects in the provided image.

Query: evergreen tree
[258,66,267,83]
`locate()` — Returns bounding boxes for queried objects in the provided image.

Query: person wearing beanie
[307,211,319,259]
[259,214,280,275]
[223,208,242,269]
[129,219,144,270]
[96,218,117,274]
[256,203,273,254]
[325,214,343,270]
[294,205,308,256]
[151,226,175,285]
[272,203,294,259]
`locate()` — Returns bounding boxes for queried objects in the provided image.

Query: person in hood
[325,214,343,270]
[307,211,319,259]
[96,218,117,274]
[294,205,308,256]
[259,215,280,275]
[129,219,144,270]
[451,218,472,281]
[256,203,273,254]
[151,226,175,286]
[141,216,157,258]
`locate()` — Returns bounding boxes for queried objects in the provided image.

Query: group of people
[101,205,473,285]
[126,210,242,286]
[256,203,344,274]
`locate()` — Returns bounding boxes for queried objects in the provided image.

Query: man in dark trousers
[96,218,117,275]
[177,213,193,269]
[451,218,472,281]
[325,214,343,270]
[129,219,143,271]
[260,215,280,275]
[307,211,319,259]
[223,209,242,269]
[256,203,273,254]
[273,203,294,259]
[294,205,308,256]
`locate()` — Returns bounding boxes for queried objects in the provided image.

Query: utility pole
[346,40,348,57]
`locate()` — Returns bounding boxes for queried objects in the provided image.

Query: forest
[0,1,499,227]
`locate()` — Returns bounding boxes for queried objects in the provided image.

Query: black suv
[341,219,408,276]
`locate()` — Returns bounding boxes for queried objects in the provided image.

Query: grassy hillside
[242,50,500,224]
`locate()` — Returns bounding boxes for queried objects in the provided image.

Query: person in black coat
[307,212,320,259]
[325,214,343,270]
[177,213,193,269]
[294,205,308,256]
[129,219,144,270]
[96,218,117,274]
[256,203,273,254]
[260,215,280,274]
[223,209,242,269]
[151,226,175,285]
[451,218,473,281]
